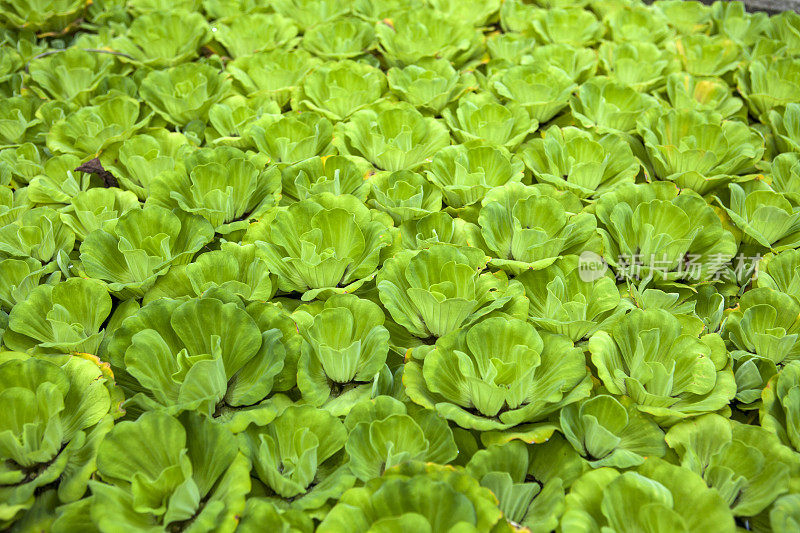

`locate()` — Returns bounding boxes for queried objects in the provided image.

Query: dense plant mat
[2,0,800,531]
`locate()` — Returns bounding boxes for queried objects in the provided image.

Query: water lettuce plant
[589,308,736,425]
[246,193,394,301]
[0,0,799,531]
[0,353,118,528]
[334,102,450,171]
[404,315,591,430]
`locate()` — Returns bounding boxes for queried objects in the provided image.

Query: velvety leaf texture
[0,0,799,531]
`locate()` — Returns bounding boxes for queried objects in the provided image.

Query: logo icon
[578,251,608,282]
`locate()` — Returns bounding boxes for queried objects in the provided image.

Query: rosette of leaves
[443,93,538,151]
[528,43,599,84]
[375,10,484,68]
[561,459,736,533]
[761,361,800,452]
[598,41,677,92]
[317,461,505,533]
[59,187,140,241]
[465,440,566,533]
[0,207,75,265]
[124,0,200,13]
[271,0,351,31]
[292,61,386,121]
[589,0,641,17]
[110,9,210,67]
[352,0,424,21]
[637,108,764,194]
[588,308,735,426]
[485,33,535,64]
[344,395,458,482]
[248,113,334,164]
[666,414,800,519]
[292,295,390,413]
[757,248,800,301]
[46,95,152,159]
[767,10,800,53]
[723,287,800,406]
[425,142,524,211]
[770,103,800,154]
[0,45,22,99]
[228,49,320,109]
[367,169,442,224]
[489,64,576,124]
[147,146,279,233]
[570,77,660,135]
[376,244,525,341]
[520,126,639,200]
[398,211,482,250]
[517,256,624,343]
[0,183,29,225]
[140,62,231,127]
[0,143,43,186]
[604,4,672,44]
[670,34,740,78]
[656,0,713,34]
[78,204,214,297]
[0,257,59,313]
[107,295,285,415]
[770,153,800,205]
[0,354,116,529]
[750,40,793,64]
[737,57,800,122]
[62,411,250,532]
[248,193,393,301]
[85,0,134,23]
[594,182,737,283]
[427,0,500,27]
[27,48,127,105]
[203,95,282,149]
[235,498,313,533]
[663,73,743,119]
[213,13,299,58]
[0,0,86,32]
[529,7,604,47]
[301,18,377,60]
[19,154,96,207]
[716,183,800,252]
[334,102,450,171]
[685,285,728,335]
[143,242,276,304]
[620,285,714,331]
[34,100,89,139]
[386,58,474,116]
[404,315,590,431]
[27,151,87,205]
[560,395,666,469]
[711,0,770,48]
[0,96,44,148]
[278,155,372,203]
[476,183,598,275]
[202,0,270,18]
[238,404,355,510]
[101,130,192,200]
[499,0,539,33]
[618,285,702,326]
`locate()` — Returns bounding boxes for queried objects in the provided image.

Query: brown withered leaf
[75,158,119,188]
